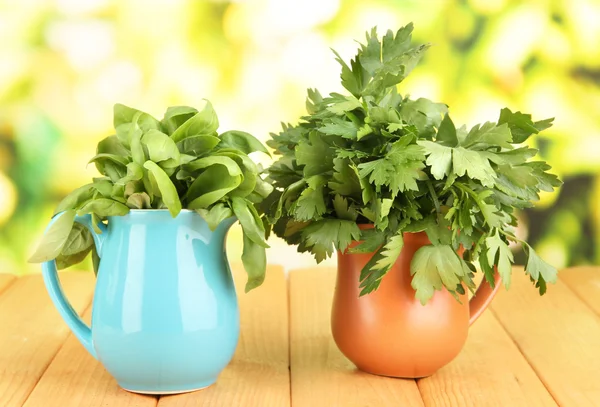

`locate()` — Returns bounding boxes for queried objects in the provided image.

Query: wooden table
[0,266,599,407]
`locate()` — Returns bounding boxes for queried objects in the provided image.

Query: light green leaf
[358,231,404,295]
[55,184,95,214]
[176,134,220,155]
[59,223,94,256]
[436,113,458,146]
[296,131,336,177]
[141,129,180,163]
[161,105,198,135]
[185,155,242,177]
[418,140,453,180]
[524,242,558,295]
[126,192,152,209]
[187,166,242,209]
[462,122,512,149]
[231,197,269,248]
[78,198,130,217]
[332,194,358,221]
[170,99,219,142]
[143,161,182,217]
[196,203,234,231]
[218,130,270,156]
[241,234,267,292]
[452,147,496,187]
[300,219,361,262]
[410,245,468,305]
[327,95,362,115]
[28,210,76,263]
[485,230,514,289]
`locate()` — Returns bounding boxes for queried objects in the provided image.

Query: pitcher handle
[469,269,502,325]
[41,213,107,359]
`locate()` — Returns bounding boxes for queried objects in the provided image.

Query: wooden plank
[560,266,600,315]
[0,272,95,407]
[289,267,424,407]
[0,273,16,295]
[418,311,557,407]
[491,268,600,406]
[22,308,157,407]
[159,265,290,407]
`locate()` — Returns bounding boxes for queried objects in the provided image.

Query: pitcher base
[120,380,216,395]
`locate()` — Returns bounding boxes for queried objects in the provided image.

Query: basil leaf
[114,103,160,131]
[28,210,76,263]
[97,135,129,157]
[241,234,266,293]
[187,165,242,209]
[176,135,220,155]
[161,105,198,135]
[185,156,242,177]
[218,152,258,197]
[56,244,93,270]
[60,223,94,256]
[141,129,180,163]
[218,130,270,156]
[170,100,219,142]
[196,203,233,231]
[126,192,152,209]
[78,198,130,217]
[55,184,95,214]
[231,197,269,248]
[143,161,182,217]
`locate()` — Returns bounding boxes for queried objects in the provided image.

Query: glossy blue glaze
[42,210,239,394]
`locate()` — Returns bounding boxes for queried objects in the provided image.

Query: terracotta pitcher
[331,231,502,378]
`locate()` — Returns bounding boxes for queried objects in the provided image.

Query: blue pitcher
[41,210,239,394]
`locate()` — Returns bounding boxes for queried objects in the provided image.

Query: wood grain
[158,265,290,407]
[492,268,600,407]
[560,266,600,316]
[0,273,15,295]
[289,267,424,407]
[418,311,557,407]
[22,307,157,407]
[0,272,95,407]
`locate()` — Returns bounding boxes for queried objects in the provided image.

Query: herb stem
[426,179,441,213]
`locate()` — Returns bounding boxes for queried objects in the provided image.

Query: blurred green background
[0,0,598,274]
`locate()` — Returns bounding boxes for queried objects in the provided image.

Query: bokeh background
[0,0,598,274]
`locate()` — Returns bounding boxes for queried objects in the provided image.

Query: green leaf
[485,230,514,288]
[296,131,336,177]
[114,103,160,130]
[55,184,95,214]
[301,219,361,262]
[348,228,386,254]
[29,210,76,263]
[462,122,512,149]
[96,135,129,157]
[161,105,198,135]
[410,245,469,305]
[524,242,558,295]
[332,194,358,221]
[452,147,496,187]
[241,234,267,292]
[399,97,447,138]
[497,108,553,144]
[331,49,366,98]
[418,140,453,180]
[176,135,220,155]
[196,203,234,231]
[231,197,269,248]
[218,130,270,156]
[78,198,130,217]
[59,223,94,256]
[185,155,243,177]
[329,157,362,199]
[359,231,404,295]
[327,94,362,115]
[89,153,129,177]
[141,129,180,163]
[56,244,92,270]
[436,113,458,146]
[170,99,219,142]
[217,151,258,198]
[143,161,182,217]
[126,192,152,209]
[92,245,100,276]
[319,119,358,139]
[187,166,242,209]
[294,175,327,221]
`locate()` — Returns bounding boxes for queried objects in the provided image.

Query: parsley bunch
[30,101,272,292]
[264,23,562,304]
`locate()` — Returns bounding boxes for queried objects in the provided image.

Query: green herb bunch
[264,23,562,303]
[29,101,272,291]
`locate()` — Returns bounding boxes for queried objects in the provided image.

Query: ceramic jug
[331,231,502,378]
[41,210,239,394]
